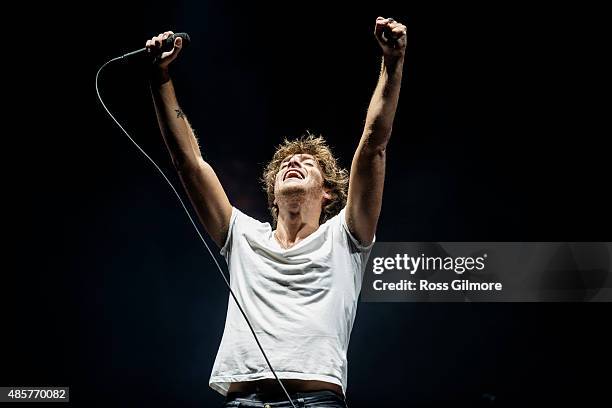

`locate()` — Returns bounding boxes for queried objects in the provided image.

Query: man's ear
[322,188,332,202]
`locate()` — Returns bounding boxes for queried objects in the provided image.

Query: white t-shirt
[208,206,374,396]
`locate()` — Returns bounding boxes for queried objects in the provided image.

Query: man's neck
[275,203,321,249]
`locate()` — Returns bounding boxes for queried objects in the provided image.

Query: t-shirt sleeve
[337,207,375,289]
[339,207,376,253]
[220,207,240,259]
[338,207,376,290]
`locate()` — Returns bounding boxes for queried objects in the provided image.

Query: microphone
[119,32,191,60]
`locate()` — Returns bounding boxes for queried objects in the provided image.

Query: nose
[287,155,302,168]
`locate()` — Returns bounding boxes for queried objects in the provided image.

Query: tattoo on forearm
[174,109,185,119]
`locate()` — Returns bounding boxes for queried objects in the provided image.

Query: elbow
[364,119,393,139]
[370,145,387,158]
[360,141,388,160]
[173,155,205,174]
[354,146,386,174]
[362,127,392,154]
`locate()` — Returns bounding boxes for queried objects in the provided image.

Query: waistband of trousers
[225,389,344,402]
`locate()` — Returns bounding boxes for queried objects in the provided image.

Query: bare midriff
[228,379,343,397]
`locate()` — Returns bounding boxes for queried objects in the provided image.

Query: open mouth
[283,169,305,181]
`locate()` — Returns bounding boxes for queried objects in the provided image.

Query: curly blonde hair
[262,132,348,226]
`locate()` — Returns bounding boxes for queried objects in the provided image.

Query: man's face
[273,153,331,207]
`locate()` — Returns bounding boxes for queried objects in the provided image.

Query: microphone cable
[95,55,297,408]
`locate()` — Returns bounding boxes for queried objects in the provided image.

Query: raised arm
[346,17,407,245]
[147,31,232,247]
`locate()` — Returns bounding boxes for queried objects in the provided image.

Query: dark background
[5,0,610,406]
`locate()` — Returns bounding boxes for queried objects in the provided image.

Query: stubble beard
[276,181,322,211]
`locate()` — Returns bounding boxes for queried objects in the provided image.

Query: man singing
[146,16,406,408]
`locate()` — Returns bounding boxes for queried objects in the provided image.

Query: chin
[277,183,308,198]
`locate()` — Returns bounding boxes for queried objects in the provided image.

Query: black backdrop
[5,0,610,406]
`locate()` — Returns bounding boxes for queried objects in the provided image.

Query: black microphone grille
[163,32,191,51]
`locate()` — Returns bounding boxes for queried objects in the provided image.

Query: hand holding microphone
[142,31,190,84]
[146,31,189,69]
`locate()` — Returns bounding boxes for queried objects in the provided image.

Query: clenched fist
[374,17,407,58]
[146,31,183,70]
